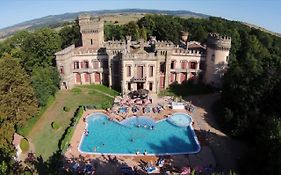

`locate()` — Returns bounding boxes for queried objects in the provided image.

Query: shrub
[58,106,84,152]
[51,121,60,130]
[20,138,29,153]
[63,106,70,112]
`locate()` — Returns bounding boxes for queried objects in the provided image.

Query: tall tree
[59,19,81,49]
[21,28,61,72]
[0,55,38,173]
[31,67,60,106]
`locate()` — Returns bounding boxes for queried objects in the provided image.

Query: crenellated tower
[204,33,231,87]
[78,14,104,48]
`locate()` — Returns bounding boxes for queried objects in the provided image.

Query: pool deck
[64,100,217,174]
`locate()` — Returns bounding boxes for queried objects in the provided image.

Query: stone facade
[55,14,231,94]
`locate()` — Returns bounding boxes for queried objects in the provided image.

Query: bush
[58,106,84,152]
[63,106,70,112]
[51,121,60,130]
[20,138,29,153]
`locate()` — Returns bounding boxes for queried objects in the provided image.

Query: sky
[0,0,280,33]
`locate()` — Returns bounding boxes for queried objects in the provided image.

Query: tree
[125,21,140,40]
[0,55,38,173]
[21,28,61,72]
[31,67,60,106]
[139,26,147,41]
[59,19,81,49]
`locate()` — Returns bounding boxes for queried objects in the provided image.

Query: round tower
[78,14,104,48]
[204,33,231,87]
[180,31,189,50]
[180,31,189,43]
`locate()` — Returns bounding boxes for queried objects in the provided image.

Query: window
[160,62,165,73]
[84,61,89,68]
[93,61,99,69]
[181,61,187,69]
[128,83,131,91]
[84,73,90,82]
[74,61,79,69]
[149,66,153,77]
[59,66,64,74]
[75,73,81,83]
[127,66,131,77]
[90,39,93,45]
[137,66,143,78]
[190,62,197,69]
[149,82,153,91]
[170,61,175,69]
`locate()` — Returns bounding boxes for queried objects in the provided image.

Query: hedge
[58,106,84,152]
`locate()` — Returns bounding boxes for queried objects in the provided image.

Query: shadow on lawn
[160,81,215,97]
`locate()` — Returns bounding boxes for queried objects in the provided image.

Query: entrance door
[137,83,144,90]
[62,82,68,89]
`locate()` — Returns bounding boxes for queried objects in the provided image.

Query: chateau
[55,14,231,94]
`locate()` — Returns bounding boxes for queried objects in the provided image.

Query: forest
[0,14,281,174]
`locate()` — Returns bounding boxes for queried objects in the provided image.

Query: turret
[180,31,189,50]
[78,14,104,48]
[125,35,131,53]
[204,33,231,87]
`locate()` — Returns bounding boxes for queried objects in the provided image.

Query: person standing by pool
[144,150,147,155]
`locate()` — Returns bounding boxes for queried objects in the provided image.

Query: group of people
[135,150,148,155]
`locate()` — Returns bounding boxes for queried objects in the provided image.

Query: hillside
[0,9,208,39]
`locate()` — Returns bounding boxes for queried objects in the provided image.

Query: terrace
[63,91,219,174]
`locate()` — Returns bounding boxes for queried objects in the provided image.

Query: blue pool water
[79,113,200,155]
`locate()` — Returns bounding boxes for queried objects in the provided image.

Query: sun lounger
[146,166,158,174]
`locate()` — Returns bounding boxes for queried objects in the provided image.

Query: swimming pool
[79,113,200,155]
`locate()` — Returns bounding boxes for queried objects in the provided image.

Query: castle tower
[125,35,131,53]
[180,31,189,49]
[204,33,231,87]
[78,14,104,48]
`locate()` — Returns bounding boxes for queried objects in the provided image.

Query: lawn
[25,85,117,160]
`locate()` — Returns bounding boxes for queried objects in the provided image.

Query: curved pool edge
[78,112,201,156]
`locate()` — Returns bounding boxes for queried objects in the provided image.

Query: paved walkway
[186,93,246,172]
[64,93,246,173]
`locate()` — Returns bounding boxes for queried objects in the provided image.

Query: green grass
[80,84,120,97]
[17,96,55,137]
[25,85,116,160]
[158,83,214,97]
[20,138,29,153]
[70,88,82,94]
